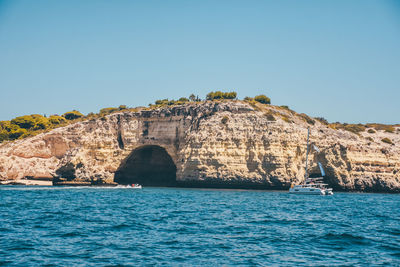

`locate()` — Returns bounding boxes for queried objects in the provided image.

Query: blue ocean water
[0,186,399,266]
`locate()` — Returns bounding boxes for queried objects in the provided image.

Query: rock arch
[114,145,177,186]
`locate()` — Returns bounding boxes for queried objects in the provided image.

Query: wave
[321,232,370,245]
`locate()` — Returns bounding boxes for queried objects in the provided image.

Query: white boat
[289,128,333,195]
[128,184,142,189]
[289,178,333,195]
[116,184,142,189]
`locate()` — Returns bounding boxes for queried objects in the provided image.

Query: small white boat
[289,128,333,195]
[127,184,142,189]
[290,178,333,195]
[116,184,142,189]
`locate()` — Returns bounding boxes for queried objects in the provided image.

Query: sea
[0,186,399,266]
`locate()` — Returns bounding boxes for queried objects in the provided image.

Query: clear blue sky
[0,0,399,124]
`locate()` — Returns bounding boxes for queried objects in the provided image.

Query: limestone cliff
[0,101,399,192]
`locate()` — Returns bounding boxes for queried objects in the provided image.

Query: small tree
[254,95,271,104]
[189,94,196,102]
[315,117,328,125]
[155,99,169,105]
[178,97,189,102]
[225,92,237,99]
[11,114,50,130]
[11,115,36,129]
[206,91,237,100]
[63,110,84,120]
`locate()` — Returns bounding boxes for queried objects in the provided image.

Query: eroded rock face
[0,101,399,192]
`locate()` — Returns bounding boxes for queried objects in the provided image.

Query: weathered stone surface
[0,101,399,192]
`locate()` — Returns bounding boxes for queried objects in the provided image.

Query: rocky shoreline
[1,101,399,193]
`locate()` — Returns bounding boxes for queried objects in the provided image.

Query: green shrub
[366,123,395,133]
[206,91,237,100]
[178,97,189,102]
[119,105,127,110]
[0,120,13,131]
[49,115,67,125]
[367,129,376,134]
[366,137,374,142]
[0,122,11,142]
[0,131,8,142]
[221,116,229,124]
[8,127,27,140]
[11,114,50,130]
[381,138,393,145]
[2,121,22,135]
[33,116,50,130]
[100,107,119,115]
[152,98,191,106]
[254,95,271,104]
[226,92,237,99]
[11,115,36,129]
[86,112,97,119]
[343,124,366,134]
[63,110,84,120]
[315,117,328,125]
[1,116,51,142]
[154,99,169,106]
[243,96,253,102]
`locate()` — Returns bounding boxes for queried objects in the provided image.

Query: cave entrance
[114,145,177,186]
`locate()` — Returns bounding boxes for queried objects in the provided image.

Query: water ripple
[0,186,399,266]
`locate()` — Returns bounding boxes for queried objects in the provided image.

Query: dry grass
[264,112,276,122]
[298,113,315,125]
[329,123,366,134]
[367,123,395,133]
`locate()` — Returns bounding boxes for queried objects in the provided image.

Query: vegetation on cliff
[244,94,271,104]
[63,110,84,120]
[1,90,398,144]
[381,137,393,145]
[206,91,237,100]
[1,114,71,142]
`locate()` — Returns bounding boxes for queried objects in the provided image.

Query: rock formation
[0,101,399,192]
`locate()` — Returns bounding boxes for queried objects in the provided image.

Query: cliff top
[1,98,399,146]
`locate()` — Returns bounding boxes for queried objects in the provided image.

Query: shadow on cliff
[114,145,177,186]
